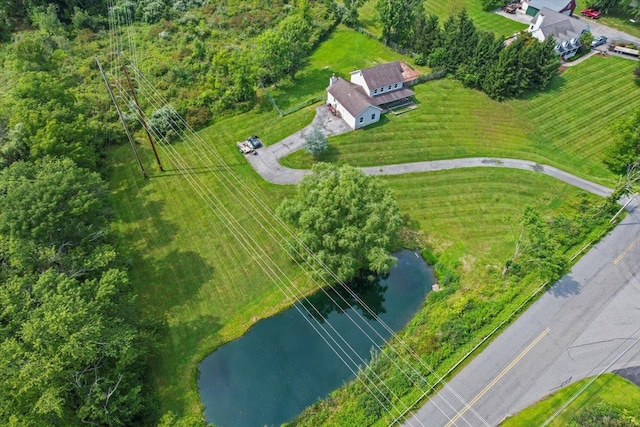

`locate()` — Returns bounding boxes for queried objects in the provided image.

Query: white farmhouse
[326,61,415,130]
[528,7,589,60]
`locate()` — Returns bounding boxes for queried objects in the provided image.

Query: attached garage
[327,77,383,130]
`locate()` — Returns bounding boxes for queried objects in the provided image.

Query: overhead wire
[104,6,488,426]
[130,65,486,426]
[128,66,479,427]
[113,78,415,424]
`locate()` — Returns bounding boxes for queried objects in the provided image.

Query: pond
[198,250,433,427]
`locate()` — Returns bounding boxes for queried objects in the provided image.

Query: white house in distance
[528,7,589,60]
[521,0,577,17]
[326,61,415,130]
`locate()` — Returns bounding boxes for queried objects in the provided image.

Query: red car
[581,8,601,19]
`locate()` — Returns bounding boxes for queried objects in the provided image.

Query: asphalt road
[495,8,640,45]
[402,200,640,427]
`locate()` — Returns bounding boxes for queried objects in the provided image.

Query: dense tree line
[0,2,346,424]
[0,12,157,427]
[1,1,339,126]
[0,158,157,426]
[376,5,560,100]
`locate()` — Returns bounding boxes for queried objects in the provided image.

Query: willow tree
[277,163,402,283]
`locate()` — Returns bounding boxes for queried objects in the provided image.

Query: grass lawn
[283,54,639,187]
[108,106,318,417]
[359,0,527,38]
[501,374,640,426]
[109,131,604,420]
[384,168,601,277]
[269,25,430,112]
[108,24,634,423]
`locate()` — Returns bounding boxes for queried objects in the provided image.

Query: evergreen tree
[410,13,443,59]
[456,30,504,89]
[442,8,478,73]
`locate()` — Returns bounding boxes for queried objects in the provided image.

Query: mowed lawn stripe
[519,56,637,169]
[358,0,527,38]
[283,56,636,186]
[385,168,601,268]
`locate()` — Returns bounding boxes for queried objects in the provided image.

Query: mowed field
[107,23,636,421]
[283,54,638,187]
[108,108,317,416]
[358,0,527,38]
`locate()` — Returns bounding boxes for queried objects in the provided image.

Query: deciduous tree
[376,0,424,46]
[604,109,640,174]
[277,163,402,283]
[304,126,328,158]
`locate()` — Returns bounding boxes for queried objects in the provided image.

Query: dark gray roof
[370,87,415,106]
[359,61,404,89]
[534,7,588,40]
[327,77,381,117]
[528,0,573,12]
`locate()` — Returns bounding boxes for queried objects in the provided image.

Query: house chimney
[329,73,337,86]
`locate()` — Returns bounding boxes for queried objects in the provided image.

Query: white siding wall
[338,105,357,129]
[327,92,356,129]
[354,106,382,129]
[371,80,404,97]
[349,71,370,94]
[528,15,546,41]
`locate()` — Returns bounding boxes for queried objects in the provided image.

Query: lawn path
[245,106,614,197]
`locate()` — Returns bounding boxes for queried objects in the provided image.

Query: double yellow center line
[445,327,551,427]
[613,235,640,265]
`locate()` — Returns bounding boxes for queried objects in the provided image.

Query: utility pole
[119,53,164,171]
[95,55,147,179]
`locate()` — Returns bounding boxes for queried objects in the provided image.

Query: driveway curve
[246,106,613,197]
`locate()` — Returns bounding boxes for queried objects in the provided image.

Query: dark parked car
[247,135,262,149]
[591,36,608,48]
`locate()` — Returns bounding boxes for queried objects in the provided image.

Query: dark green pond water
[198,250,432,427]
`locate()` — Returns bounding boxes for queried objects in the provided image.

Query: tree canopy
[277,163,402,283]
[304,126,328,158]
[604,109,640,174]
[0,159,155,426]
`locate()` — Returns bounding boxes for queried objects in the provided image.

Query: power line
[130,65,486,426]
[103,9,487,425]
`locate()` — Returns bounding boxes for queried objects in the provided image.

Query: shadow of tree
[133,248,216,313]
[549,275,582,298]
[302,273,388,322]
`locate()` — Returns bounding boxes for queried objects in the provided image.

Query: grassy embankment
[108,23,636,423]
[501,374,640,426]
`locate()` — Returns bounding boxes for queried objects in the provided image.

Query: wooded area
[1,0,639,425]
